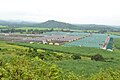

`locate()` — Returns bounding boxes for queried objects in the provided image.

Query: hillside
[1,39,120,79]
[0,20,119,31]
[0,20,36,27]
[37,20,78,29]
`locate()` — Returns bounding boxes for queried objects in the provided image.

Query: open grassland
[11,42,120,58]
[0,41,27,49]
[1,40,120,79]
[15,27,63,30]
[55,37,120,77]
[56,60,120,77]
[106,32,120,36]
[0,26,9,29]
[15,27,50,30]
[114,38,120,49]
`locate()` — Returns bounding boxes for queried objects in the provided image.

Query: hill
[0,20,36,27]
[0,20,120,31]
[37,20,78,29]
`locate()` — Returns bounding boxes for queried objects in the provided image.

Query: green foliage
[0,55,64,80]
[106,32,120,36]
[1,41,120,79]
[72,54,81,60]
[114,38,120,49]
[90,68,120,80]
[91,54,104,61]
[12,42,114,57]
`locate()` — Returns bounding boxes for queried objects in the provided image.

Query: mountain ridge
[0,20,119,30]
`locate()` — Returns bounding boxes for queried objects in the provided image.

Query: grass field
[106,32,120,36]
[1,39,120,79]
[15,27,63,30]
[10,42,115,57]
[0,26,9,29]
[56,60,120,77]
[15,27,50,30]
[114,38,120,49]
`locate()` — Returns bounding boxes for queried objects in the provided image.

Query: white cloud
[0,0,120,25]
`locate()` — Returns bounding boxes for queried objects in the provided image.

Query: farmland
[64,33,108,48]
[0,29,120,79]
[0,21,120,79]
[114,38,120,49]
[1,36,120,79]
[1,31,120,52]
[106,32,120,36]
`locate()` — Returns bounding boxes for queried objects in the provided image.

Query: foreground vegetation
[114,38,120,49]
[106,32,120,36]
[0,39,120,80]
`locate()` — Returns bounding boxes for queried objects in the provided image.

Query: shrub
[0,55,63,80]
[91,54,104,61]
[90,68,120,80]
[72,54,81,60]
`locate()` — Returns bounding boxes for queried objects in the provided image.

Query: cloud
[0,0,120,25]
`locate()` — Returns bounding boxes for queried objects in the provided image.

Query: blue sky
[0,0,120,25]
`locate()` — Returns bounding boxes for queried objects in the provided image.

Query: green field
[114,38,120,49]
[1,39,120,79]
[10,42,114,57]
[15,27,63,30]
[106,32,120,36]
[0,26,9,29]
[15,27,50,30]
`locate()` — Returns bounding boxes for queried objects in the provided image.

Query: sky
[0,0,120,25]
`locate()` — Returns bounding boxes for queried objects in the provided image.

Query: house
[49,42,53,45]
[42,41,47,44]
[30,42,34,44]
[54,43,60,45]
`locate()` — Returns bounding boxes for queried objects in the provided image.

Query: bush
[0,55,63,80]
[90,68,120,80]
[91,54,104,61]
[72,54,81,60]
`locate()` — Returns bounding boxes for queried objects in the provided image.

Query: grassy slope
[11,42,114,56]
[1,40,120,77]
[8,41,120,77]
[106,32,120,36]
[114,38,120,49]
[56,60,120,77]
[15,27,63,30]
[56,38,120,77]
[15,27,50,30]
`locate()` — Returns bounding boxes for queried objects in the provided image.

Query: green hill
[0,20,119,31]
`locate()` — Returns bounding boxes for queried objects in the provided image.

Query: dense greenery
[114,38,120,49]
[0,40,120,79]
[106,32,120,36]
[0,20,120,32]
[11,42,118,58]
[0,27,55,33]
[0,19,120,79]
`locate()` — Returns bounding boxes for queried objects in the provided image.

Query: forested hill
[75,24,115,30]
[0,20,37,27]
[0,20,119,31]
[36,20,78,29]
